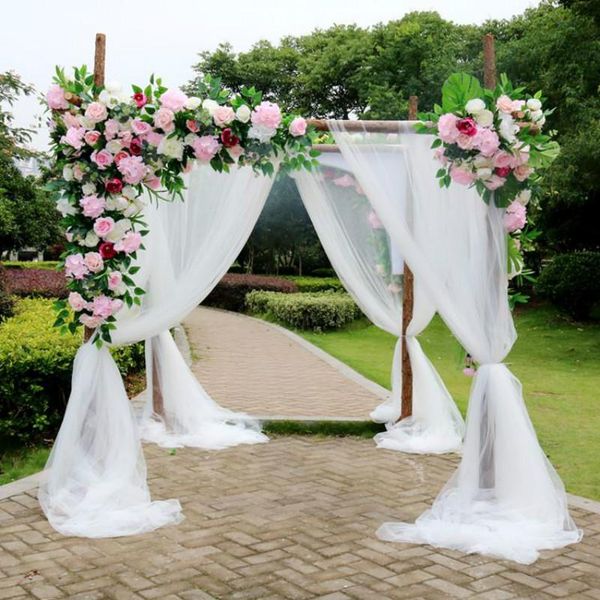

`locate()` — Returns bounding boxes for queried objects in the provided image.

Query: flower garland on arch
[415,73,560,282]
[45,66,318,345]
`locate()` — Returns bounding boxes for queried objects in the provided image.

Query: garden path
[183,307,388,420]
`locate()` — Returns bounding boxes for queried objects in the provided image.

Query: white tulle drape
[39,164,275,537]
[295,153,464,453]
[328,121,581,563]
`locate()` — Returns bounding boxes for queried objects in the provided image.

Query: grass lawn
[299,304,600,501]
[0,446,50,485]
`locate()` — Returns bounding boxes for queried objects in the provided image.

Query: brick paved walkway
[184,308,386,419]
[1,437,600,599]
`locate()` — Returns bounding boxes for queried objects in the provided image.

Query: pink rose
[456,117,477,137]
[154,108,175,132]
[332,174,356,188]
[80,195,106,218]
[367,210,383,229]
[159,88,188,112]
[474,128,500,157]
[496,95,515,114]
[144,174,161,190]
[63,112,80,129]
[73,164,84,181]
[437,113,459,143]
[514,165,533,182]
[63,127,85,149]
[456,133,476,150]
[433,147,448,166]
[492,150,513,169]
[251,101,282,129]
[85,102,108,123]
[84,252,104,273]
[450,165,476,186]
[484,174,506,190]
[192,135,220,161]
[94,217,115,238]
[227,144,244,161]
[463,367,475,377]
[68,292,86,312]
[213,106,235,127]
[80,314,104,328]
[289,116,307,137]
[65,254,89,280]
[504,200,527,232]
[84,130,101,146]
[91,295,121,319]
[91,149,113,170]
[104,119,120,140]
[117,155,147,184]
[131,118,152,136]
[119,131,133,148]
[146,131,164,147]
[47,84,68,110]
[132,92,147,108]
[114,231,142,254]
[186,119,199,133]
[107,271,123,291]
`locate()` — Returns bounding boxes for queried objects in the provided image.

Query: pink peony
[474,128,500,157]
[456,133,476,150]
[433,147,448,165]
[91,149,113,170]
[492,150,513,169]
[63,112,80,129]
[227,144,244,161]
[65,254,89,280]
[437,113,459,143]
[91,295,121,319]
[192,135,220,161]
[63,127,85,149]
[119,130,133,148]
[131,118,152,136]
[117,155,147,184]
[104,119,120,140]
[94,217,115,238]
[484,174,506,190]
[159,88,188,112]
[154,107,175,132]
[84,130,101,146]
[144,174,161,189]
[504,200,527,232]
[332,174,356,188]
[367,210,384,229]
[450,165,476,186]
[107,271,123,291]
[114,231,142,254]
[68,291,86,312]
[213,106,235,127]
[80,314,104,328]
[83,252,104,273]
[146,131,164,147]
[251,101,282,129]
[85,102,108,123]
[80,195,106,218]
[289,116,307,137]
[496,95,516,114]
[514,165,533,182]
[47,84,68,110]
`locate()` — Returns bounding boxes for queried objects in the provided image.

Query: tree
[0,71,35,159]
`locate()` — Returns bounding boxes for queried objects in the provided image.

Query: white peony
[475,109,494,127]
[82,182,96,195]
[527,98,542,111]
[516,189,531,206]
[530,110,545,125]
[122,186,137,199]
[185,97,202,110]
[474,155,493,169]
[105,196,129,211]
[56,197,77,217]
[499,114,519,143]
[105,140,122,154]
[476,167,493,179]
[157,136,185,161]
[465,98,486,114]
[248,124,277,143]
[105,218,132,243]
[124,197,146,218]
[202,99,219,116]
[62,165,74,181]
[236,104,251,123]
[83,231,100,247]
[184,133,197,146]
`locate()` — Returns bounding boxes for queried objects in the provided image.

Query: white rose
[83,231,100,247]
[62,165,74,181]
[105,218,132,243]
[202,99,219,116]
[157,136,185,161]
[122,186,136,199]
[248,124,276,143]
[106,196,129,211]
[56,197,77,217]
[82,182,96,195]
[184,133,197,146]
[465,98,485,114]
[105,81,122,94]
[474,156,492,169]
[236,104,251,123]
[527,98,542,111]
[530,110,545,125]
[106,140,122,154]
[476,167,493,179]
[516,189,531,206]
[78,116,95,130]
[475,109,494,128]
[499,114,519,143]
[124,198,145,217]
[185,97,201,110]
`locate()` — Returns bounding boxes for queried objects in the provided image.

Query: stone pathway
[184,308,387,419]
[2,438,600,599]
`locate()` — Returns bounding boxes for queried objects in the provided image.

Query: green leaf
[441,73,484,115]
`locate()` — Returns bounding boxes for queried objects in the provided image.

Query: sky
[2,0,540,151]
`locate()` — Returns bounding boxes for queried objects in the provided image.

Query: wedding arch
[38,33,581,565]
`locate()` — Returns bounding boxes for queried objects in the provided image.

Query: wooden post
[483,33,496,89]
[398,96,418,421]
[151,339,164,417]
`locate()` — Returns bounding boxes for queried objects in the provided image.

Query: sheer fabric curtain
[295,153,463,453]
[329,121,581,563]
[39,164,275,537]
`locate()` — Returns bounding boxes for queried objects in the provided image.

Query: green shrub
[536,252,600,320]
[311,267,337,278]
[0,267,14,322]
[2,261,60,271]
[284,276,345,293]
[246,290,360,330]
[0,298,145,445]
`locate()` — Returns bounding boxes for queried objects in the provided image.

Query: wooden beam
[483,33,497,89]
[151,340,164,417]
[307,119,415,134]
[93,33,106,88]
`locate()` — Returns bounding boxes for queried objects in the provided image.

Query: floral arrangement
[416,73,560,279]
[44,65,317,345]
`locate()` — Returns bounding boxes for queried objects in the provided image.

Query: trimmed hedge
[285,276,344,293]
[0,267,15,322]
[4,268,67,298]
[2,261,61,271]
[0,298,144,445]
[246,290,360,330]
[311,267,337,278]
[536,252,600,320]
[204,273,298,312]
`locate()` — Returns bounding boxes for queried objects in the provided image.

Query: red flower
[130,137,143,156]
[114,150,129,165]
[99,242,117,260]
[456,117,478,137]
[495,166,511,178]
[186,119,199,133]
[132,92,147,108]
[221,128,240,148]
[105,177,123,194]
